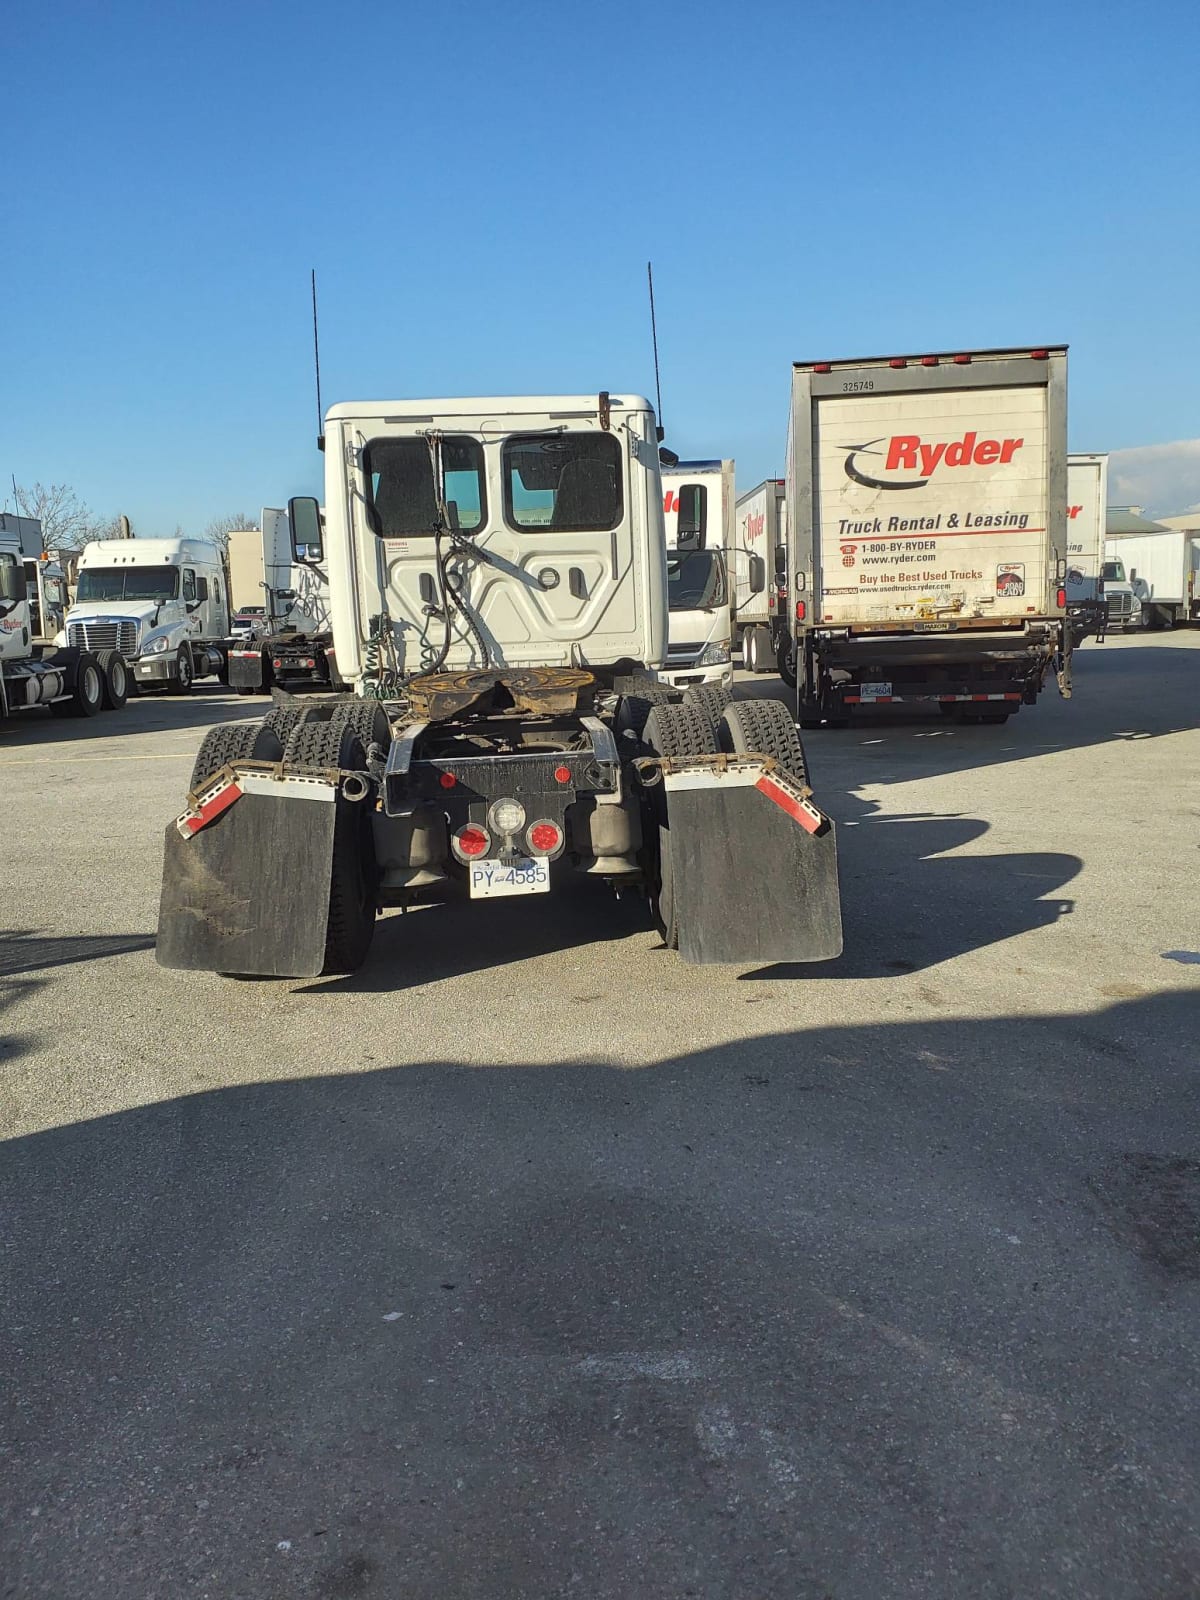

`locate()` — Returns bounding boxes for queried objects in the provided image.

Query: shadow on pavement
[736,640,1199,785]
[0,686,260,749]
[2,990,1197,1598]
[0,929,156,978]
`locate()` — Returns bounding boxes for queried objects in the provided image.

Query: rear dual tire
[641,704,718,951]
[50,652,105,718]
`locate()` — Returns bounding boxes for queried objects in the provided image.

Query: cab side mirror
[748,554,766,595]
[289,496,324,562]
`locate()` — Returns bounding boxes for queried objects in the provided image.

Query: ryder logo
[843,431,1024,491]
[742,511,765,542]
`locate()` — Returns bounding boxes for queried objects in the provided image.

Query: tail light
[526,819,565,858]
[795,600,807,621]
[953,353,972,365]
[452,823,490,861]
[1056,587,1067,609]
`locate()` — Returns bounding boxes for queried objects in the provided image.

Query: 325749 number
[841,380,874,393]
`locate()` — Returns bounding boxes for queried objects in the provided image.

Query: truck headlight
[144,634,170,654]
[697,640,731,666]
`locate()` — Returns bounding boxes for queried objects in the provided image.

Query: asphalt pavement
[2,635,1198,1598]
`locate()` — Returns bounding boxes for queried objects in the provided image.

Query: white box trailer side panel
[1105,529,1195,607]
[661,461,733,551]
[227,527,266,612]
[733,479,784,627]
[791,351,1066,633]
[1065,454,1108,605]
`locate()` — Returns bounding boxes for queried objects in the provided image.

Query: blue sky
[5,0,1200,530]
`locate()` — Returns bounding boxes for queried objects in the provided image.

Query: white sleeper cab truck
[734,478,789,675]
[1064,452,1109,642]
[656,461,734,691]
[782,346,1072,726]
[0,532,129,723]
[228,507,337,694]
[65,537,231,694]
[157,393,842,978]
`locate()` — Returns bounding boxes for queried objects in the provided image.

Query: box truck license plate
[859,682,892,702]
[469,857,550,899]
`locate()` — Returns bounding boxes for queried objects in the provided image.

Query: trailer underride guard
[156,393,842,978]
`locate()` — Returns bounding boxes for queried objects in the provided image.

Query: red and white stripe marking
[663,762,827,835]
[176,771,336,838]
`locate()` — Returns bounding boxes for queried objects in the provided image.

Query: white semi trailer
[780,345,1072,726]
[1105,524,1200,629]
[157,393,842,977]
[733,478,789,676]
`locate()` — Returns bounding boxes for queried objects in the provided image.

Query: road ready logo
[842,431,1025,491]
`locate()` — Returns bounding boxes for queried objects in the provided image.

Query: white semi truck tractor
[0,532,129,722]
[63,537,231,693]
[156,392,842,977]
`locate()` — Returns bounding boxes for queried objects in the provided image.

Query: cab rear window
[502,434,622,532]
[364,437,486,537]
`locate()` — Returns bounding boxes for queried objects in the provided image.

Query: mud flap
[156,783,337,977]
[662,765,842,965]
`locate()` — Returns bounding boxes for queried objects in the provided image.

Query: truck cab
[64,537,231,691]
[1098,557,1142,630]
[655,462,733,689]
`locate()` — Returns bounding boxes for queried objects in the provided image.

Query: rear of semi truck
[785,347,1070,725]
[157,394,842,979]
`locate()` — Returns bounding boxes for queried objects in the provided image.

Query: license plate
[859,681,892,702]
[468,856,550,899]
[137,664,155,676]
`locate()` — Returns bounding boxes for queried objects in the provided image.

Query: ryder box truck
[783,346,1071,726]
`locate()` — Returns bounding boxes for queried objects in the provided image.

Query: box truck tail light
[813,363,832,373]
[795,601,807,621]
[1056,587,1067,609]
[953,354,972,365]
[921,356,939,367]
[889,358,907,369]
[452,824,490,861]
[554,764,571,784]
[1030,349,1049,360]
[527,820,564,857]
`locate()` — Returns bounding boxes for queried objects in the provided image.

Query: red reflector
[813,362,831,373]
[1030,348,1049,359]
[554,764,571,784]
[455,825,488,858]
[528,821,562,854]
[921,355,939,367]
[795,600,806,621]
[953,354,972,365]
[1056,587,1067,608]
[272,659,283,668]
[439,772,456,789]
[889,358,907,369]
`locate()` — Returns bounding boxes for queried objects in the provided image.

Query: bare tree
[12,483,95,549]
[204,513,257,555]
[9,483,132,550]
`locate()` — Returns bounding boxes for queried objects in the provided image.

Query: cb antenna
[647,260,665,443]
[311,268,324,450]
